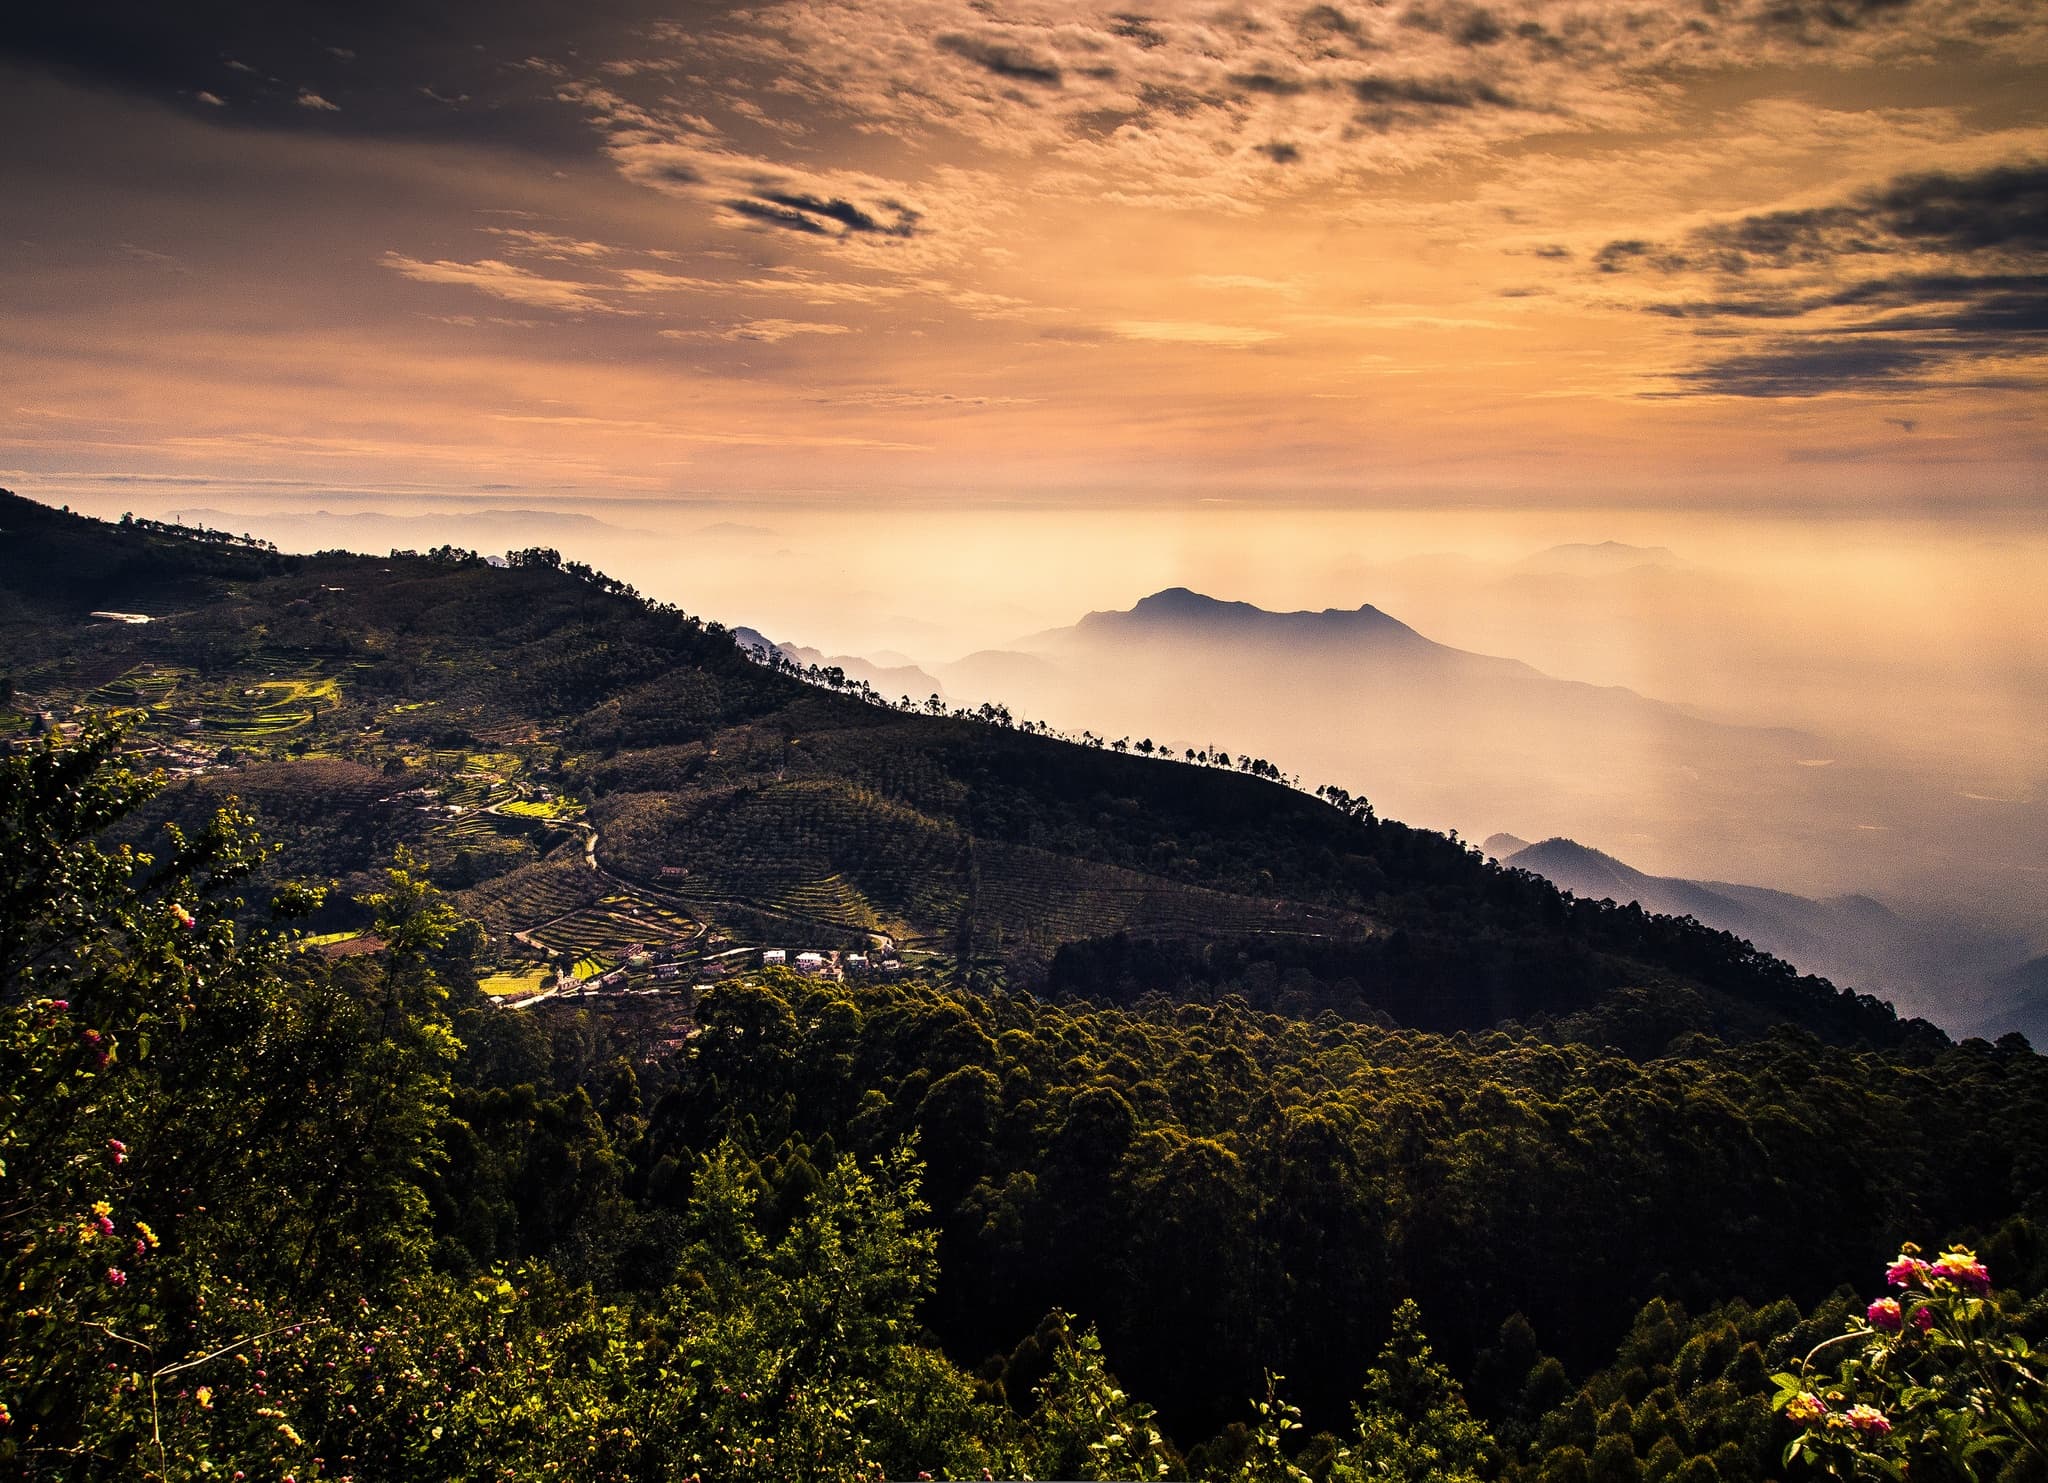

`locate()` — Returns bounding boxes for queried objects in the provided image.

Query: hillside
[8,487,2047,1480]
[0,488,1935,1049]
[1495,835,2041,1039]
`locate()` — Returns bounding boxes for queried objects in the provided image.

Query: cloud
[195,90,226,107]
[664,319,855,343]
[482,227,618,260]
[1665,339,1944,397]
[806,389,1041,408]
[1350,72,1517,114]
[1596,159,2048,397]
[596,133,930,246]
[295,89,339,112]
[935,33,1067,87]
[1113,320,1282,348]
[378,253,623,314]
[1191,275,1301,294]
[613,0,2048,220]
[1602,161,2048,276]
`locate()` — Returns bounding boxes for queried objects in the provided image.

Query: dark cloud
[1398,2,1507,45]
[1230,69,1312,96]
[1296,6,1365,42]
[1593,239,1653,273]
[0,0,735,151]
[727,189,919,239]
[1870,162,2048,253]
[1257,141,1302,165]
[1752,0,1916,40]
[1667,338,1941,397]
[1351,73,1514,112]
[1602,161,2048,277]
[1456,8,1507,46]
[1650,274,2048,397]
[935,32,1064,87]
[1108,14,1168,50]
[1603,161,2048,397]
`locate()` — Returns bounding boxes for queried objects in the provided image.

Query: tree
[0,729,453,1476]
[1331,1300,1499,1483]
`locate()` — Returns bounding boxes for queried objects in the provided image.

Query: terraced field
[203,676,340,739]
[68,664,352,749]
[597,779,963,934]
[520,892,700,962]
[463,858,610,937]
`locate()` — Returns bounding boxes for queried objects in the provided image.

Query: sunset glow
[5,1,2045,508]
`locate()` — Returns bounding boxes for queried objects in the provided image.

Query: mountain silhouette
[1497,835,2036,1036]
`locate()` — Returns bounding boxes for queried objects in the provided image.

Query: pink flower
[170,905,195,929]
[95,1214,116,1237]
[1931,1249,1991,1295]
[1913,1305,1934,1331]
[48,1000,68,1012]
[107,1138,128,1165]
[1867,1297,1901,1331]
[1843,1405,1891,1436]
[1885,1256,1927,1287]
[106,1267,127,1287]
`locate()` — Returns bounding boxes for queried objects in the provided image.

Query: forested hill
[0,487,1935,1050]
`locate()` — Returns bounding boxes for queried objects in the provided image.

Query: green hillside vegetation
[2,728,2043,1482]
[5,490,2043,1480]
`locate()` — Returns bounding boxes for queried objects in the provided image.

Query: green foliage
[1773,1242,2047,1483]
[0,727,455,1475]
[1024,1318,1177,1480]
[646,969,2048,1438]
[1334,1301,1500,1483]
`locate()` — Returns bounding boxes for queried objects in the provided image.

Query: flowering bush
[1772,1242,2044,1483]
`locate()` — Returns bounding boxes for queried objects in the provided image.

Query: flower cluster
[1784,1392,1828,1425]
[1885,1242,1991,1297]
[1863,1297,1934,1333]
[1829,1405,1892,1437]
[1777,1238,2042,1483]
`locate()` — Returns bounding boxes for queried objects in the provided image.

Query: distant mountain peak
[1098,587,1418,636]
[1128,586,1251,616]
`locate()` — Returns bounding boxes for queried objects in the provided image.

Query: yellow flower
[195,1385,213,1409]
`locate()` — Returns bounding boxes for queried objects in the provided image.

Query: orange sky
[2,0,2045,512]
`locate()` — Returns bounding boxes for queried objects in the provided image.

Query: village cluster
[524,940,912,1010]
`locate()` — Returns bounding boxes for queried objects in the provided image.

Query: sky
[3,0,2046,509]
